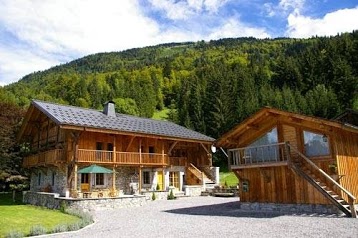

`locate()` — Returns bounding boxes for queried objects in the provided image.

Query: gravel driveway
[45,196,358,238]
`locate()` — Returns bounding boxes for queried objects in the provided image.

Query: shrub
[52,224,68,233]
[151,192,156,201]
[167,189,176,200]
[5,230,24,238]
[29,225,47,236]
[59,201,67,213]
[156,183,160,191]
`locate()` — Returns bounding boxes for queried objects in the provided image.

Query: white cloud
[0,0,269,85]
[286,7,358,38]
[208,18,270,39]
[148,0,229,20]
[264,0,305,17]
[279,0,305,11]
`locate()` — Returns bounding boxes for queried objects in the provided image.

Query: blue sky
[0,0,357,86]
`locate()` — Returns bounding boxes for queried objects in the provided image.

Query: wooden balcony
[77,149,187,167]
[23,149,66,167]
[23,149,188,167]
[228,142,289,169]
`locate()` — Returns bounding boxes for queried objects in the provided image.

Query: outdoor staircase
[287,144,357,218]
[187,163,215,188]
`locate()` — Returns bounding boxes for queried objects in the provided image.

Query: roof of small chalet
[19,100,215,143]
[216,107,358,148]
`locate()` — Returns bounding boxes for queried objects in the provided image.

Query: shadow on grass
[164,201,282,218]
[0,192,24,206]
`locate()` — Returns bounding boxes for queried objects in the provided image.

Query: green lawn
[0,193,81,237]
[219,172,239,187]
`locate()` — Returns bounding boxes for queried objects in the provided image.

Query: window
[149,146,155,154]
[107,143,113,151]
[169,172,179,188]
[95,173,104,186]
[143,171,150,184]
[303,131,330,157]
[245,127,278,162]
[38,172,42,186]
[81,173,89,183]
[51,172,56,186]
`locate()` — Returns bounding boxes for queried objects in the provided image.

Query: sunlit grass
[0,193,81,237]
[219,172,239,187]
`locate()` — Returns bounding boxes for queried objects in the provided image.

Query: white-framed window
[143,171,150,184]
[303,131,330,157]
[169,172,179,188]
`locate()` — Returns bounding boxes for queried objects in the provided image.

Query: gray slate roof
[32,100,215,142]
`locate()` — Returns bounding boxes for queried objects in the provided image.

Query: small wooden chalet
[19,100,217,198]
[216,107,358,217]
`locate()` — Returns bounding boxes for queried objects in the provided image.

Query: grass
[0,192,81,237]
[152,108,170,120]
[219,172,239,187]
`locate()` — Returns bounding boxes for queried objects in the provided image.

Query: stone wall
[29,167,67,196]
[183,185,204,196]
[142,191,169,200]
[23,191,147,212]
[239,202,343,215]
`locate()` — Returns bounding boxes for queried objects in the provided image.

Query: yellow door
[157,171,163,190]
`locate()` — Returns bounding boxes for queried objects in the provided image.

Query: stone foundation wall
[29,167,67,196]
[184,185,204,196]
[142,191,169,200]
[239,202,343,215]
[211,187,239,197]
[23,191,147,212]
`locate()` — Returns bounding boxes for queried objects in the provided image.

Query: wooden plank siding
[335,130,358,202]
[235,166,331,204]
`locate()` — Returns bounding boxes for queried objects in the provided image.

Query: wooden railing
[77,149,169,166]
[186,163,204,185]
[228,142,289,167]
[23,149,66,167]
[287,143,357,218]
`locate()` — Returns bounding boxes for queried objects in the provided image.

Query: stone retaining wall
[184,185,204,196]
[23,191,147,211]
[239,202,343,215]
[142,191,169,200]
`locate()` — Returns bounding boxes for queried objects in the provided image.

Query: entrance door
[81,173,90,192]
[169,171,179,190]
[157,171,163,190]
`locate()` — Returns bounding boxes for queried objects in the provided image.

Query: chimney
[103,101,116,117]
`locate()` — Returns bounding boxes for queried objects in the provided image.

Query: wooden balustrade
[23,149,65,167]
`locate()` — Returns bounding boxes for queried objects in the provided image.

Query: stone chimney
[103,101,116,117]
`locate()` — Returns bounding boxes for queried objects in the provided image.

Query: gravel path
[44,197,358,238]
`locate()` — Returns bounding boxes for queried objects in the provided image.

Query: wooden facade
[216,107,358,217]
[19,101,216,198]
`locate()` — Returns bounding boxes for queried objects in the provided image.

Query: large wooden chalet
[216,107,358,217]
[19,100,217,198]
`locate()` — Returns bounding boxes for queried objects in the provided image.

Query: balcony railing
[77,149,177,166]
[228,142,289,168]
[23,149,66,167]
[23,149,188,167]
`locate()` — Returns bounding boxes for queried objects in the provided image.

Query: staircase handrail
[189,163,203,177]
[287,143,356,201]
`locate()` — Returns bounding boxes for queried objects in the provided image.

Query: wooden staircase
[287,144,357,218]
[186,163,214,186]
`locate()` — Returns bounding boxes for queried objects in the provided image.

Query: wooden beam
[168,141,178,156]
[200,143,210,154]
[125,136,136,152]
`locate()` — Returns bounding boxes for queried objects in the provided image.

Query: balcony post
[73,164,78,194]
[139,139,142,165]
[162,142,165,165]
[113,136,116,163]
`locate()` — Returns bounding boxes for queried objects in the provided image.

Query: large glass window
[303,131,330,157]
[244,127,279,162]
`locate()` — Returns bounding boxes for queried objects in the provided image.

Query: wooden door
[157,171,163,190]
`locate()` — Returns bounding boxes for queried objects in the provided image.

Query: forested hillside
[2,32,358,139]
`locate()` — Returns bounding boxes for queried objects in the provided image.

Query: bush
[59,201,67,213]
[5,230,24,238]
[151,192,156,201]
[29,225,47,236]
[167,189,176,200]
[156,183,160,191]
[52,224,68,233]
